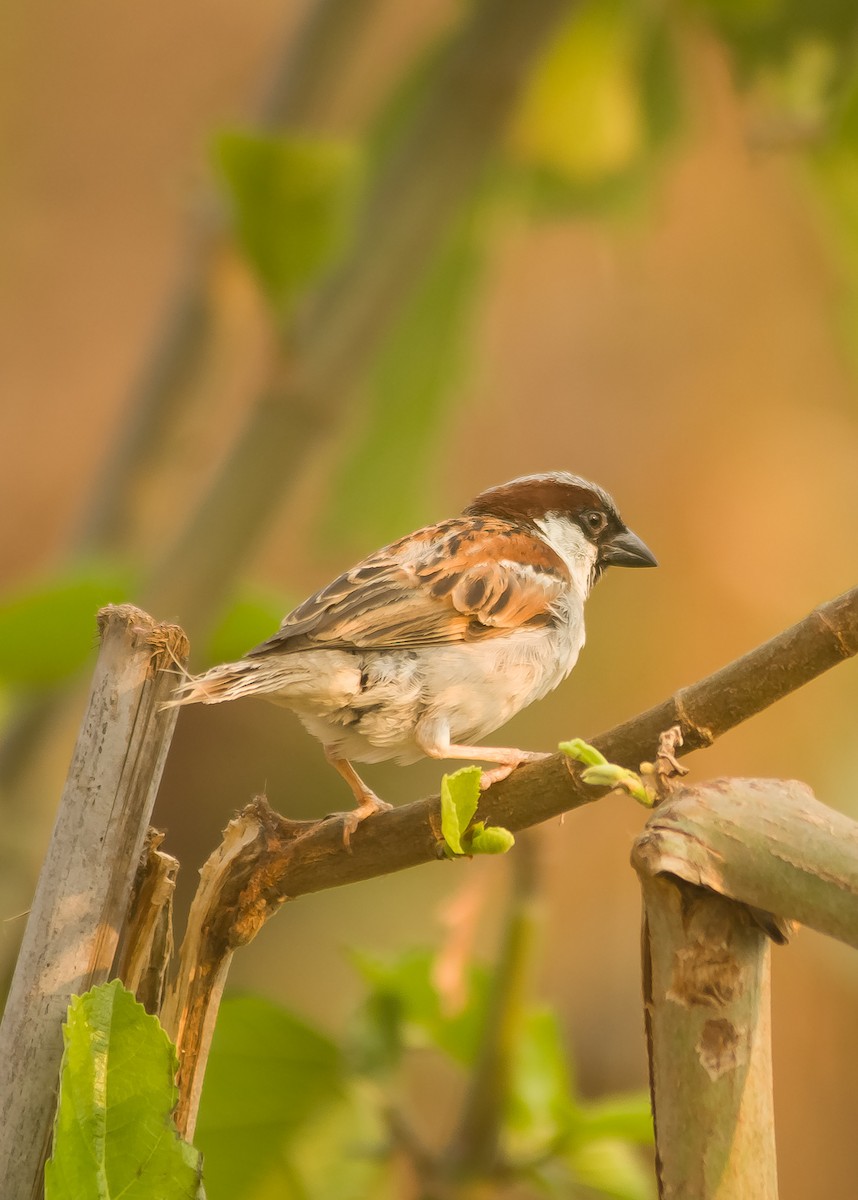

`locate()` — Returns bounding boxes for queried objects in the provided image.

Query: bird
[168,472,656,841]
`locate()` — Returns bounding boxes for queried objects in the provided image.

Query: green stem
[442,834,541,1185]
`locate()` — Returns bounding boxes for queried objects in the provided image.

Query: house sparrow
[170,472,656,840]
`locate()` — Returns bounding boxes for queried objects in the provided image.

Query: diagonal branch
[162,585,858,1129]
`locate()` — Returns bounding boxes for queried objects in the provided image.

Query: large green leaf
[195,994,345,1200]
[44,980,202,1200]
[0,565,132,688]
[213,130,360,311]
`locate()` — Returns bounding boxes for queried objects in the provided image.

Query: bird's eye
[583,510,607,535]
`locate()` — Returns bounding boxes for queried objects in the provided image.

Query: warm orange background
[2,2,858,1194]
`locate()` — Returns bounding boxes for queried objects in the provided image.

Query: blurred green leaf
[205,587,292,665]
[575,1093,654,1145]
[440,766,482,855]
[808,69,858,376]
[45,980,201,1200]
[352,949,490,1067]
[505,0,682,217]
[0,564,133,689]
[567,1137,656,1200]
[506,1008,575,1152]
[511,0,647,181]
[320,211,485,551]
[196,994,345,1200]
[693,0,858,79]
[213,131,360,311]
[251,1095,391,1200]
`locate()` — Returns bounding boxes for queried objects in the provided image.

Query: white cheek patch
[534,514,598,596]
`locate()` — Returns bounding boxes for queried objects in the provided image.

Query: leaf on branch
[440,767,515,856]
[213,130,360,312]
[44,979,202,1200]
[558,738,608,767]
[440,767,481,855]
[560,739,651,806]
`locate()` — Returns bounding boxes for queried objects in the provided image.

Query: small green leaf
[580,764,651,806]
[440,766,482,855]
[466,824,516,855]
[559,738,608,767]
[213,130,360,311]
[45,980,201,1200]
[195,995,345,1200]
[0,565,133,689]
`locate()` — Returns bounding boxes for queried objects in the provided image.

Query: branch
[192,585,858,899]
[114,828,180,1014]
[161,586,858,1137]
[633,778,858,950]
[631,775,858,1196]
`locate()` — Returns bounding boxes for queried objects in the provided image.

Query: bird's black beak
[600,527,658,568]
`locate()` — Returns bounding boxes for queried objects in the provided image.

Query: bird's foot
[479,750,550,790]
[324,792,394,849]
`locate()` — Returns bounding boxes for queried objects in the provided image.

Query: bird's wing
[246,516,570,655]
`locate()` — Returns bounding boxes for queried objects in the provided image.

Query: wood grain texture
[0,605,187,1200]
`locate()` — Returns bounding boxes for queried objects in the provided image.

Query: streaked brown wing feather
[247,517,568,656]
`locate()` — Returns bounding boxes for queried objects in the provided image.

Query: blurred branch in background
[140,0,575,638]
[0,0,384,791]
[0,0,574,980]
[76,0,383,560]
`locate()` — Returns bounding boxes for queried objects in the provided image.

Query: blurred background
[2,0,858,1194]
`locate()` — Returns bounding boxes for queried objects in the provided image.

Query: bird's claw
[324,794,394,849]
[479,751,550,790]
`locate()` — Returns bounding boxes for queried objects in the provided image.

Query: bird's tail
[163,657,300,708]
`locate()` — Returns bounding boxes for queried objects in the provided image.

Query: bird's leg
[416,723,549,790]
[323,747,393,846]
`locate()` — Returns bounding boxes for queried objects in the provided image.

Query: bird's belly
[288,649,426,765]
[418,623,583,747]
[281,613,584,765]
